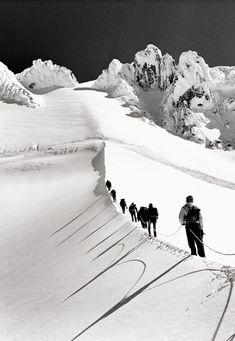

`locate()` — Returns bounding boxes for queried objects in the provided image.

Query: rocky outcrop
[121,44,176,91]
[163,51,213,112]
[162,51,235,148]
[16,59,79,90]
[120,45,176,124]
[0,62,39,107]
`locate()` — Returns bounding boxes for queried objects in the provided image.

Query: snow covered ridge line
[0,139,105,158]
[16,59,79,90]
[0,61,40,107]
[0,58,79,107]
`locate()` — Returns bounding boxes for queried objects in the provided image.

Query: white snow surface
[0,84,235,340]
[16,59,79,91]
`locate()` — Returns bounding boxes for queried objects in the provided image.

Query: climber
[147,203,158,238]
[129,202,138,222]
[179,195,206,257]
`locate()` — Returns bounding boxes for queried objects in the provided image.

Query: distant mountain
[0,61,39,107]
[95,44,235,149]
[16,59,79,91]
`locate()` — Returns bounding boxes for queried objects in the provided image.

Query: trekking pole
[157,224,183,237]
[189,229,235,256]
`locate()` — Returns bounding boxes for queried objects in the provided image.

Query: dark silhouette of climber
[179,195,205,257]
[120,198,128,213]
[106,180,112,191]
[137,206,148,229]
[129,202,138,222]
[110,189,116,202]
[147,203,158,237]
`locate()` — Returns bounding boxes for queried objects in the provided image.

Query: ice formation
[16,59,79,90]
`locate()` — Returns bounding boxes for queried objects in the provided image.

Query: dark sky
[1,0,235,82]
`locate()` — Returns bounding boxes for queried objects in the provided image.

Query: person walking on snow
[147,203,158,237]
[129,202,138,222]
[179,195,206,257]
[106,180,112,191]
[120,198,128,214]
[137,206,148,229]
[110,189,116,202]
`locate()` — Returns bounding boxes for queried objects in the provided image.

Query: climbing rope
[157,224,183,237]
[189,229,235,256]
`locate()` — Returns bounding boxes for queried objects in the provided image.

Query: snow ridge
[0,62,39,107]
[16,59,79,90]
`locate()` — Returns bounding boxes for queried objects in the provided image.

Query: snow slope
[0,85,235,340]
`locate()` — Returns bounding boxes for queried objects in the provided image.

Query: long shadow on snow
[86,221,130,254]
[51,195,104,236]
[63,238,147,302]
[69,255,190,340]
[92,226,138,261]
[116,259,147,299]
[211,280,233,341]
[57,204,112,246]
[143,267,234,341]
[80,212,119,243]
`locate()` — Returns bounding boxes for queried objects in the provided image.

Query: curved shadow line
[116,259,147,299]
[140,266,234,341]
[92,226,138,261]
[57,205,111,246]
[80,213,119,243]
[63,239,147,302]
[70,255,190,340]
[51,195,104,236]
[144,268,225,294]
[108,243,125,266]
[86,222,130,254]
[211,281,233,341]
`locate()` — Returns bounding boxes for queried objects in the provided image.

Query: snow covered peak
[93,59,123,89]
[134,44,162,66]
[16,59,79,90]
[121,44,176,91]
[0,61,39,107]
[93,59,136,98]
[178,51,212,84]
[164,50,214,112]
